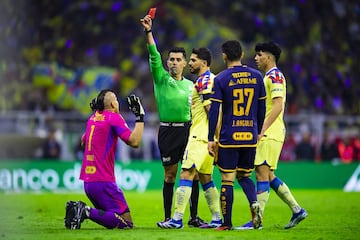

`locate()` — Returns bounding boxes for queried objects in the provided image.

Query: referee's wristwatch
[144,29,152,34]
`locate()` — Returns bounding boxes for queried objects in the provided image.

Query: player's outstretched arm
[127,95,145,148]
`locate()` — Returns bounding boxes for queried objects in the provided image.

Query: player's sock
[85,205,90,217]
[238,177,257,203]
[190,179,200,219]
[270,177,301,213]
[163,181,175,219]
[173,179,192,221]
[203,181,221,221]
[89,209,132,229]
[257,181,270,213]
[220,181,234,227]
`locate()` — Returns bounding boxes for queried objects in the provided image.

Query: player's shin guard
[203,181,221,220]
[271,177,301,213]
[257,181,270,213]
[220,181,234,227]
[174,180,192,218]
[238,177,257,204]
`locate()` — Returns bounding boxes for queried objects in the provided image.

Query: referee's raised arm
[140,15,155,45]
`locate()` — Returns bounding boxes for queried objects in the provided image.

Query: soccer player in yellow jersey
[237,42,307,230]
[158,48,222,229]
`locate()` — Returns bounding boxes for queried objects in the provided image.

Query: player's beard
[190,67,200,75]
[169,67,177,76]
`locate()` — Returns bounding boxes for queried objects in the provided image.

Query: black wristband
[135,115,144,122]
[144,29,152,34]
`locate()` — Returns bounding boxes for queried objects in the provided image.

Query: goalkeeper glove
[127,94,145,122]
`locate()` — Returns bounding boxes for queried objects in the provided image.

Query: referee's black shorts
[158,121,191,166]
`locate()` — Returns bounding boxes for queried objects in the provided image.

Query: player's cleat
[157,218,183,229]
[199,219,223,229]
[215,224,233,231]
[64,201,77,229]
[156,218,170,227]
[64,201,88,230]
[234,220,263,230]
[284,208,308,229]
[250,201,262,229]
[187,216,208,228]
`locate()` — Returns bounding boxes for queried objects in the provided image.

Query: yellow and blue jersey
[189,70,215,142]
[263,67,286,142]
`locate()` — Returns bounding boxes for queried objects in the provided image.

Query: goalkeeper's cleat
[187,216,208,228]
[157,218,183,229]
[284,208,308,229]
[65,201,88,230]
[214,224,233,231]
[72,201,88,229]
[199,219,223,228]
[250,201,263,229]
[234,220,263,230]
[64,201,77,229]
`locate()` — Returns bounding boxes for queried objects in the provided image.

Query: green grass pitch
[1,189,359,240]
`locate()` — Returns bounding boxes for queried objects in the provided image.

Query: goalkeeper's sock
[257,181,270,214]
[85,206,90,217]
[189,180,200,219]
[270,177,301,213]
[89,209,132,229]
[203,181,222,221]
[163,181,175,219]
[238,177,257,204]
[173,179,192,221]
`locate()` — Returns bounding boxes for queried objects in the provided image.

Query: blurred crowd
[280,131,360,163]
[1,0,359,162]
[1,0,359,115]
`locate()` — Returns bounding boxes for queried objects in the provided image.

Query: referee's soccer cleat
[284,208,308,229]
[234,220,263,230]
[64,201,88,229]
[157,218,183,229]
[250,201,263,229]
[187,216,208,228]
[199,219,223,229]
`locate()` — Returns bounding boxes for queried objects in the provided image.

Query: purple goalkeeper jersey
[80,110,132,182]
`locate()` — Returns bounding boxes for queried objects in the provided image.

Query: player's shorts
[182,139,214,175]
[158,121,191,166]
[216,147,256,173]
[84,181,130,215]
[255,137,284,170]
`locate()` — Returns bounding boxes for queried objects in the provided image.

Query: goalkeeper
[64,89,145,230]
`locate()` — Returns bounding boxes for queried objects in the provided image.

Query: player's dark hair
[192,47,212,66]
[168,47,186,59]
[255,41,282,63]
[90,89,114,112]
[221,40,242,61]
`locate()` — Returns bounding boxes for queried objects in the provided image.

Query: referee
[140,14,194,224]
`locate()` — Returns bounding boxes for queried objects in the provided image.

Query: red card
[148,8,156,19]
